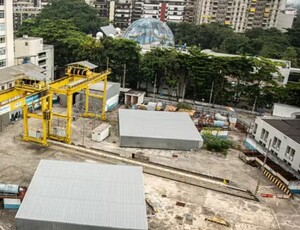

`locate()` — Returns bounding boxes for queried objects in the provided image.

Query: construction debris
[205,216,230,227]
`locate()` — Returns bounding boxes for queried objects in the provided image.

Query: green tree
[99,38,141,87]
[16,19,99,66]
[220,34,250,54]
[283,47,298,67]
[37,0,108,34]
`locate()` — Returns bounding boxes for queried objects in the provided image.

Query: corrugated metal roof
[119,109,202,141]
[16,160,148,230]
[0,63,45,84]
[67,61,98,69]
[100,25,117,36]
[89,81,118,91]
[263,118,300,144]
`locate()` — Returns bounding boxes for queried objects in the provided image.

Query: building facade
[94,0,189,28]
[0,0,14,69]
[253,116,300,173]
[276,6,297,32]
[196,0,287,33]
[13,0,42,31]
[14,36,54,81]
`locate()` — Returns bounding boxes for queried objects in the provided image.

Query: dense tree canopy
[37,0,108,35]
[168,23,300,67]
[15,1,300,108]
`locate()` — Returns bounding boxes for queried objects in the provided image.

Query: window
[0,24,5,31]
[0,36,5,43]
[8,83,12,88]
[0,10,4,18]
[253,123,258,134]
[1,85,4,90]
[260,128,269,141]
[0,0,3,6]
[285,146,295,161]
[272,137,281,150]
[0,47,5,55]
[0,59,6,67]
[25,42,28,46]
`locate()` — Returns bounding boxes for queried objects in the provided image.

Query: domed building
[123,18,174,49]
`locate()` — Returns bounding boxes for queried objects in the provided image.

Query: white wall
[273,103,300,118]
[15,37,43,58]
[253,117,300,172]
[277,12,295,32]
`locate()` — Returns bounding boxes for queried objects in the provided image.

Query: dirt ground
[0,105,300,230]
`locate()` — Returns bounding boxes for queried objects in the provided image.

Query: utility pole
[252,96,258,114]
[208,80,214,108]
[153,73,157,102]
[122,63,126,88]
[82,122,85,146]
[255,139,272,195]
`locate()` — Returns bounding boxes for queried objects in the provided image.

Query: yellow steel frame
[0,63,111,146]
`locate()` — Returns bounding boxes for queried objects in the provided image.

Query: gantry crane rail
[0,62,111,146]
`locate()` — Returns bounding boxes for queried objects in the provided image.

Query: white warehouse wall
[253,117,300,172]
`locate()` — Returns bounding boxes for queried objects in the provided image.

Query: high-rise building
[0,0,14,68]
[196,0,287,33]
[276,6,297,31]
[94,0,188,28]
[13,0,42,31]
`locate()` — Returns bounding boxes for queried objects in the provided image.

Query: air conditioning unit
[286,153,290,158]
[289,156,293,161]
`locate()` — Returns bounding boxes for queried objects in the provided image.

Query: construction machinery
[0,61,111,145]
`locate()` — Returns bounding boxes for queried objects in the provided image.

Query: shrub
[202,133,232,154]
[177,102,192,110]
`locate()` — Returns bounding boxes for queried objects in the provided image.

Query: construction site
[1,61,300,230]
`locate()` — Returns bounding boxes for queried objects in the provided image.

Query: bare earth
[0,106,300,230]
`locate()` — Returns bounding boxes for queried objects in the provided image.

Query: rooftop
[67,61,98,70]
[0,64,45,85]
[16,160,147,230]
[119,109,202,142]
[263,118,300,144]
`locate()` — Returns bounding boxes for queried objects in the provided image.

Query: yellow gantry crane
[0,61,111,146]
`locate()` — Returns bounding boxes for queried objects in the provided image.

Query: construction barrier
[276,194,291,199]
[263,169,291,196]
[261,193,273,198]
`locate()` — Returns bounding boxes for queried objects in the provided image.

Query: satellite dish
[96,32,103,39]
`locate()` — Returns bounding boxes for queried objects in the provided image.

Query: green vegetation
[177,102,193,110]
[168,23,300,68]
[202,134,232,154]
[15,1,300,108]
[37,0,108,34]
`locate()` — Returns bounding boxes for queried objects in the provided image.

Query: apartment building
[14,36,54,81]
[276,6,297,31]
[13,0,42,31]
[253,116,300,173]
[196,0,287,33]
[94,0,188,28]
[0,0,14,69]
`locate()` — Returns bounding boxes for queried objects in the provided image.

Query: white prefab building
[253,116,300,174]
[14,36,54,81]
[124,90,145,105]
[119,109,203,150]
[92,123,111,142]
[16,160,148,230]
